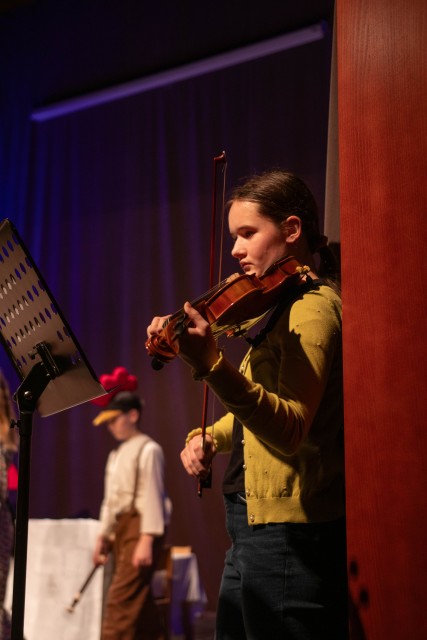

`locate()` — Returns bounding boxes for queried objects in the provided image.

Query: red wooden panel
[336,0,427,637]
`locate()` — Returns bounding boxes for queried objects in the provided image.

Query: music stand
[0,219,108,640]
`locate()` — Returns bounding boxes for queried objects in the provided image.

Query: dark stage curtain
[0,37,332,608]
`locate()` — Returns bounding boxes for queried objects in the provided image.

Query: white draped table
[5,519,206,640]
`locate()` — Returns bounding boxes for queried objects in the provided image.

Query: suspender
[131,437,149,509]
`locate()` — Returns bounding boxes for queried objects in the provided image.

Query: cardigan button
[249,514,255,523]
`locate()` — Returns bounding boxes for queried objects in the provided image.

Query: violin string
[216,157,227,291]
[163,278,229,326]
[189,276,230,308]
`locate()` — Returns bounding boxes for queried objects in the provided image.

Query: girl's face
[229,200,287,277]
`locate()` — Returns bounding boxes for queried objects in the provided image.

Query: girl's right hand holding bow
[180,433,216,480]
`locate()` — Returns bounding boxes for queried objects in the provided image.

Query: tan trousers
[101,510,166,640]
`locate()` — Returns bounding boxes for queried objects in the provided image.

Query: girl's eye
[230,229,255,243]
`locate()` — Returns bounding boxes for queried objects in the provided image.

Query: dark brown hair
[228,169,339,283]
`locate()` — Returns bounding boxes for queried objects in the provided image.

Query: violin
[146,255,308,369]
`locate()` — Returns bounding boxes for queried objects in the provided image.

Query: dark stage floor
[192,611,216,640]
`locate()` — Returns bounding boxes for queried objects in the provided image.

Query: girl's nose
[231,238,245,259]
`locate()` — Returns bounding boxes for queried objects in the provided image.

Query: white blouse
[99,433,171,537]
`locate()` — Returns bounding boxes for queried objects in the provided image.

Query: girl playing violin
[147,169,347,640]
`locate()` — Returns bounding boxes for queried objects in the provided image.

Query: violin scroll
[146,312,187,369]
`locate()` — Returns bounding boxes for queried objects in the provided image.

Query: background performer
[92,367,172,640]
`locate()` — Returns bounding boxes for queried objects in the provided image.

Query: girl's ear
[282,215,302,244]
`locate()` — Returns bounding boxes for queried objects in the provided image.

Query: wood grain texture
[336,0,427,637]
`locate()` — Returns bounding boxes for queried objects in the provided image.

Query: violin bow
[198,150,227,497]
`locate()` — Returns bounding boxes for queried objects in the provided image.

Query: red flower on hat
[91,366,138,407]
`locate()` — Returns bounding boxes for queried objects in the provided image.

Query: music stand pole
[11,361,55,640]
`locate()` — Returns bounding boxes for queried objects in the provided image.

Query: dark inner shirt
[222,418,245,494]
